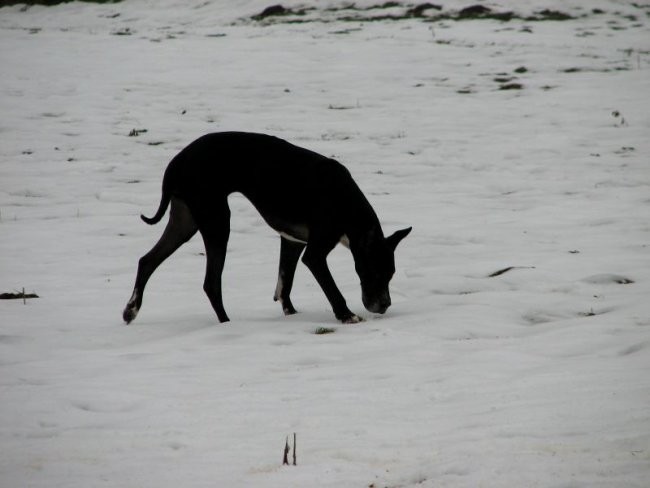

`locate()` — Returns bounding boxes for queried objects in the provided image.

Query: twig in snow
[282,433,297,466]
[488,266,535,278]
[283,436,290,465]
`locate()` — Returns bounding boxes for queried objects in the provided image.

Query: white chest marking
[279,231,308,244]
[278,231,349,248]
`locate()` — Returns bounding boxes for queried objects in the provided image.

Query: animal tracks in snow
[581,273,635,285]
[70,395,142,414]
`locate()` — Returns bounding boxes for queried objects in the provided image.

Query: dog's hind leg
[196,201,231,323]
[123,197,198,324]
[274,237,306,315]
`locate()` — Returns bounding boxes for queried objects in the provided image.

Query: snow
[1,1,649,486]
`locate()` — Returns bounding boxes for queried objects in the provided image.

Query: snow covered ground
[1,1,649,486]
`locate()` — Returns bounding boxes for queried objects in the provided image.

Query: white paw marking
[343,314,363,324]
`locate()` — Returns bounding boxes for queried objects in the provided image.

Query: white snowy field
[1,0,649,486]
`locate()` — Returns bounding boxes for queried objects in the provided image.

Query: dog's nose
[373,300,390,314]
[362,291,391,314]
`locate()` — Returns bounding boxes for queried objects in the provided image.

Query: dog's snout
[377,299,391,314]
[363,294,391,314]
[376,305,388,314]
[372,303,390,314]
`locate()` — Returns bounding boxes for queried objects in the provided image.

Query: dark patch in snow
[248,2,578,25]
[458,5,495,19]
[523,310,563,325]
[499,82,524,90]
[534,9,574,21]
[578,308,612,318]
[111,27,133,36]
[618,342,648,356]
[1,290,39,300]
[408,3,442,18]
[252,4,313,21]
[561,66,631,73]
[0,0,122,7]
[314,327,336,335]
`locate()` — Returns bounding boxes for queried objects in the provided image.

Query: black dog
[123,132,411,324]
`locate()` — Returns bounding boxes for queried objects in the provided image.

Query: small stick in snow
[283,436,290,465]
[282,433,297,466]
[488,266,515,277]
[488,266,535,278]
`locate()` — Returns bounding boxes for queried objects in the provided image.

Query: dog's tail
[140,192,169,225]
[140,164,174,225]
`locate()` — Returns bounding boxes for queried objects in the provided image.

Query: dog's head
[354,227,411,314]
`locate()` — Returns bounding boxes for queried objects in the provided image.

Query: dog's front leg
[301,243,362,324]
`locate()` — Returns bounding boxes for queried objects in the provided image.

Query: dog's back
[159,132,378,237]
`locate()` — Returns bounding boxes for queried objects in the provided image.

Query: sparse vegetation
[128,128,148,137]
[314,327,336,335]
[0,288,39,303]
[249,2,577,25]
[0,0,121,6]
[499,82,524,90]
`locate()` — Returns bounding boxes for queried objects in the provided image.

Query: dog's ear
[386,227,412,251]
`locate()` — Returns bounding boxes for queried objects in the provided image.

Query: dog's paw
[342,314,364,324]
[122,306,138,324]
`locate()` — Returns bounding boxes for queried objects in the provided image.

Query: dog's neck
[345,212,384,253]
